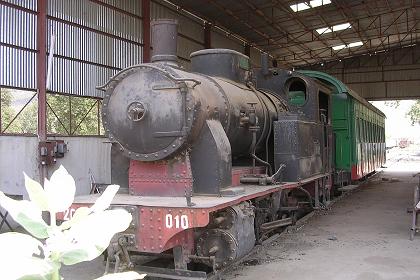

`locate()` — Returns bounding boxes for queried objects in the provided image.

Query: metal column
[142,0,151,63]
[37,0,47,182]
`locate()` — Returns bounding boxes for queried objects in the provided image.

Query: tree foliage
[384,100,400,108]
[407,100,420,125]
[47,94,102,135]
[0,88,37,134]
[1,89,14,124]
[0,88,103,135]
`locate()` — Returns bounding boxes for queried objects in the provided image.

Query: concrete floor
[61,146,420,280]
[227,146,420,280]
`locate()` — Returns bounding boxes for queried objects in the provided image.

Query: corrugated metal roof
[167,0,419,68]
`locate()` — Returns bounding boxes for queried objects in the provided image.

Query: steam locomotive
[59,19,384,279]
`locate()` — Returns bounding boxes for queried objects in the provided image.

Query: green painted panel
[332,95,352,169]
[288,90,306,106]
[299,70,386,175]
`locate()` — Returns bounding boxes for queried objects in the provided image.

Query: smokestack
[151,19,178,65]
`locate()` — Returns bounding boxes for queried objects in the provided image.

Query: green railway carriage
[299,70,386,182]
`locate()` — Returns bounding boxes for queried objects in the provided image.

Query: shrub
[0,166,144,280]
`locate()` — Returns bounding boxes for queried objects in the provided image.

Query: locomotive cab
[254,60,334,183]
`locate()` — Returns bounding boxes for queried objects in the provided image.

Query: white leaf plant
[0,165,144,280]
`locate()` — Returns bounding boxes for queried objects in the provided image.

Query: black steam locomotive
[66,19,337,279]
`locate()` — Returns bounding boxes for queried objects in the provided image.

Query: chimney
[151,19,178,66]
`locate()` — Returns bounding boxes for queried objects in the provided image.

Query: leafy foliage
[384,100,400,108]
[0,88,103,135]
[0,88,37,134]
[0,89,14,126]
[0,166,144,280]
[47,93,102,135]
[407,100,420,125]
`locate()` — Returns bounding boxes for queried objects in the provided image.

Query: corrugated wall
[0,0,37,89]
[150,0,263,69]
[1,0,143,98]
[2,0,37,10]
[211,28,243,53]
[47,0,143,97]
[1,0,264,94]
[151,0,204,70]
[306,45,420,100]
[0,135,111,196]
[250,47,262,67]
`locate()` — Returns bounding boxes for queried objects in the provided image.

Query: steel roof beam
[275,27,418,65]
[254,28,418,49]
[359,0,390,52]
[162,0,418,66]
[309,3,359,57]
[368,10,412,54]
[269,0,345,63]
[252,5,413,37]
[204,0,311,66]
[332,0,370,53]
[240,0,326,63]
[385,0,403,46]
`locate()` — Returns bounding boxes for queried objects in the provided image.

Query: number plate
[165,214,189,229]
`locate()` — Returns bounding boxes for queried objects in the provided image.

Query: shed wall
[0,136,111,197]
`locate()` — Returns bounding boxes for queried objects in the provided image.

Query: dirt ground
[61,145,420,280]
[226,145,420,280]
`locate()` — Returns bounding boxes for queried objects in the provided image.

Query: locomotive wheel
[196,229,237,268]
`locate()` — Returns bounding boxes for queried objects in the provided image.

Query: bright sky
[370,100,420,145]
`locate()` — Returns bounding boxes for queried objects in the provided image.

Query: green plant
[0,88,38,134]
[407,100,420,125]
[0,88,102,135]
[0,166,144,280]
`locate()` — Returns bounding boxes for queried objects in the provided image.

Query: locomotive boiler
[61,19,335,279]
[101,19,285,195]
